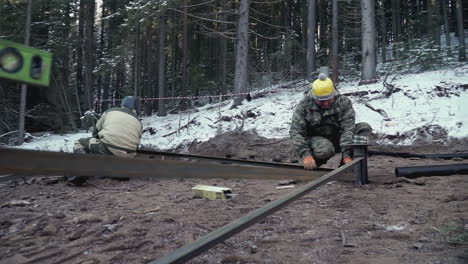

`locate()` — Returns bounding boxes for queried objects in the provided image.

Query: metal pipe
[369,151,468,160]
[395,164,468,178]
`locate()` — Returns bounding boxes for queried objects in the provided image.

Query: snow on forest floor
[15,64,468,152]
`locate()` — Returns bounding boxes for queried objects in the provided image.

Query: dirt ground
[1,130,468,264]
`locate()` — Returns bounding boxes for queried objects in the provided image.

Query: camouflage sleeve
[289,100,312,158]
[95,112,106,133]
[338,97,355,158]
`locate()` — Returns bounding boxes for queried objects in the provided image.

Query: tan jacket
[96,107,143,157]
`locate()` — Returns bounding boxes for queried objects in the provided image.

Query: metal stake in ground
[351,135,371,184]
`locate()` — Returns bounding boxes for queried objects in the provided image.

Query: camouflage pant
[306,122,372,166]
[73,137,113,155]
[81,111,100,131]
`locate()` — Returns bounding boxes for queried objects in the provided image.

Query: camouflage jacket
[289,93,355,158]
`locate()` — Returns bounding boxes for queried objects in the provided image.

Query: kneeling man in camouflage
[290,74,371,169]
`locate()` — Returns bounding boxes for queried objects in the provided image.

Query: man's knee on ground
[74,137,93,154]
[313,141,335,160]
[73,140,87,154]
[88,138,107,154]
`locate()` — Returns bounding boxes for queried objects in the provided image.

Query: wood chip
[276,185,295,189]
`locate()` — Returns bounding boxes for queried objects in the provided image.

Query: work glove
[303,156,317,170]
[343,157,353,164]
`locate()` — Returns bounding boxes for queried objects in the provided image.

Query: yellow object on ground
[192,185,233,200]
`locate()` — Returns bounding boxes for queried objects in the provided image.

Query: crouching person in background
[74,96,143,158]
[70,96,143,185]
[290,73,372,170]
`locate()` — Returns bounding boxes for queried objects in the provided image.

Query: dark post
[352,135,369,184]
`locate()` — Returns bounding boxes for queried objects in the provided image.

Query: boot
[73,148,87,154]
[66,176,89,186]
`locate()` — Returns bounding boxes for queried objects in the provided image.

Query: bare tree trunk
[220,1,228,95]
[76,0,84,110]
[380,0,387,63]
[455,0,466,61]
[442,0,452,56]
[390,0,399,58]
[414,0,421,37]
[318,0,328,65]
[151,18,157,105]
[0,1,2,34]
[158,15,167,116]
[17,0,32,145]
[306,0,317,81]
[102,0,118,112]
[395,0,401,39]
[331,0,339,84]
[428,0,441,48]
[141,18,150,103]
[95,0,106,113]
[361,0,377,83]
[63,1,77,130]
[134,14,140,96]
[83,0,95,110]
[231,0,250,108]
[171,19,177,108]
[301,0,308,62]
[391,0,399,42]
[181,0,189,110]
[221,30,227,95]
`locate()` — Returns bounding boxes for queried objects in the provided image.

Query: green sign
[0,39,52,87]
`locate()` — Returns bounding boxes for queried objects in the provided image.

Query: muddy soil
[1,131,467,264]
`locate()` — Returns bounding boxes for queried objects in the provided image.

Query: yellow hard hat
[311,73,335,101]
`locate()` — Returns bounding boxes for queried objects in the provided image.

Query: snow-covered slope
[17,65,468,152]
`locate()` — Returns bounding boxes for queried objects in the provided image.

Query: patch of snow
[16,66,468,152]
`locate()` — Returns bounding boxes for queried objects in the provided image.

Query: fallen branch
[381,59,400,97]
[0,130,18,139]
[365,103,389,119]
[163,117,198,137]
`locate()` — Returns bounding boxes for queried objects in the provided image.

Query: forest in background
[0,0,466,143]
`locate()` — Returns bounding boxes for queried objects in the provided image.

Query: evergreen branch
[168,8,236,25]
[180,0,215,8]
[250,15,290,29]
[196,22,237,39]
[249,30,282,40]
[250,7,273,18]
[0,130,17,139]
[251,0,282,4]
[100,11,122,21]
